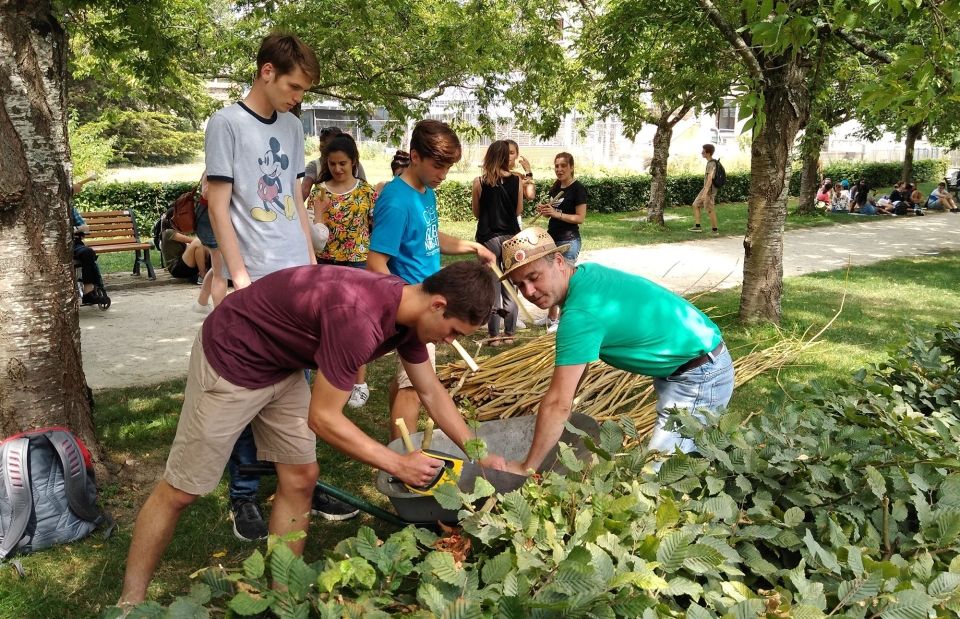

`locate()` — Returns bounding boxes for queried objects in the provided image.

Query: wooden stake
[451,339,480,372]
[421,419,435,451]
[395,419,416,453]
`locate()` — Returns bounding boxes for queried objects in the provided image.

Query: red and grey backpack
[0,427,114,567]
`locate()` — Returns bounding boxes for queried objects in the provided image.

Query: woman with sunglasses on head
[472,140,522,345]
[307,133,377,407]
[535,152,587,333]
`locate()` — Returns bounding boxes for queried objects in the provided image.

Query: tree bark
[0,3,101,464]
[901,122,923,184]
[739,58,811,324]
[646,118,673,226]
[796,123,827,215]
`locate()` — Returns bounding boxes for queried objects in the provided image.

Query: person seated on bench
[928,182,958,212]
[71,207,108,305]
[160,217,209,283]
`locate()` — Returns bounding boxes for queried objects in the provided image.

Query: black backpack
[712,160,727,188]
[0,427,113,569]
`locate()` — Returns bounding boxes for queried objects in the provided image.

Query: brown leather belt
[670,342,725,377]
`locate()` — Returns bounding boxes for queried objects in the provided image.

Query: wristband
[525,172,533,178]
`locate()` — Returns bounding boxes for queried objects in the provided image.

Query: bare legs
[197,249,227,308]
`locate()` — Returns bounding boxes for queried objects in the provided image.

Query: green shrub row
[787,158,947,195]
[74,159,947,229]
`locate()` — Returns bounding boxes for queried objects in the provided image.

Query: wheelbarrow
[240,413,600,527]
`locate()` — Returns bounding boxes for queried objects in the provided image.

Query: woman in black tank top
[472,140,523,344]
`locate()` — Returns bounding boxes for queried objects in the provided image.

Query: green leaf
[200,568,233,599]
[684,603,713,619]
[440,598,484,619]
[783,506,805,527]
[837,572,882,606]
[928,572,960,597]
[656,531,690,573]
[663,576,702,598]
[554,561,601,596]
[880,589,934,619]
[243,550,265,580]
[270,544,297,588]
[656,498,680,529]
[557,443,585,473]
[432,483,464,510]
[683,544,725,574]
[472,476,496,499]
[720,580,756,602]
[599,420,624,453]
[425,551,467,587]
[417,582,450,615]
[865,465,887,500]
[481,549,514,585]
[803,529,842,574]
[186,583,212,606]
[166,599,209,619]
[228,591,272,616]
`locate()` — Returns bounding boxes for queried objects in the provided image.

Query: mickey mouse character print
[253,137,298,222]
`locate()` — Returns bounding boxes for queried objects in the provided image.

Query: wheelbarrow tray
[376,413,600,524]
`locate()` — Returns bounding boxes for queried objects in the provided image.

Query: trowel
[394,419,526,496]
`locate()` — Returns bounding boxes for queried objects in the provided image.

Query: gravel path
[80,213,960,390]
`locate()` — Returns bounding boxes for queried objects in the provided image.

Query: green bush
[98,110,203,166]
[130,323,960,619]
[436,173,754,221]
[788,159,947,194]
[72,181,195,236]
[67,113,115,177]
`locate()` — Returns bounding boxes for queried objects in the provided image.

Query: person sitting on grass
[116,260,508,608]
[816,181,832,210]
[928,182,959,212]
[853,183,881,215]
[160,212,209,284]
[830,181,850,212]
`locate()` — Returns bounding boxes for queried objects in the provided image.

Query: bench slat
[86,225,137,235]
[85,217,135,226]
[86,237,141,246]
[80,210,133,218]
[89,243,152,253]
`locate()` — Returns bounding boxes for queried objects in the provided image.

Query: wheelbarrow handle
[315,481,408,527]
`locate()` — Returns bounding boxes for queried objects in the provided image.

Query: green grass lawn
[5,251,959,617]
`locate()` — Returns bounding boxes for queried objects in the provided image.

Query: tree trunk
[0,3,102,464]
[796,123,827,215]
[901,122,923,184]
[739,59,810,324]
[646,119,673,226]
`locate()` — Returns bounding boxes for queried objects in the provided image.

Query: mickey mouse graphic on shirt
[251,137,298,222]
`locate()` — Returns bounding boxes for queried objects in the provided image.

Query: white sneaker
[347,383,369,408]
[533,316,551,327]
[192,301,211,314]
[546,319,560,334]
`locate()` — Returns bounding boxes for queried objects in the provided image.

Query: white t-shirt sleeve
[204,112,235,183]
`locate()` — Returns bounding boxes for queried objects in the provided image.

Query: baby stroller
[74,235,111,310]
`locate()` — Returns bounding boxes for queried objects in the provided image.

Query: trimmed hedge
[73,159,947,226]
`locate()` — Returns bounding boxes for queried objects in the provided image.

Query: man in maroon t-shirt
[120,260,503,604]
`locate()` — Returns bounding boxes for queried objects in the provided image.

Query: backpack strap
[0,438,32,561]
[44,430,104,524]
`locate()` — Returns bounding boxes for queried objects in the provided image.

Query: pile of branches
[438,332,817,440]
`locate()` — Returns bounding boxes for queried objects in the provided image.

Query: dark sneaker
[81,291,107,305]
[688,226,703,232]
[231,499,268,541]
[311,487,359,521]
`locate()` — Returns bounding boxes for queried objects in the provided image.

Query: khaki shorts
[164,333,316,495]
[693,186,717,209]
[395,342,436,389]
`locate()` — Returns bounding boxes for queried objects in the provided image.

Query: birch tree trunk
[0,2,101,463]
[739,58,811,324]
[646,118,673,226]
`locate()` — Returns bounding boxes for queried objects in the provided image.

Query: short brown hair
[702,143,716,155]
[555,152,574,168]
[422,261,497,325]
[410,120,462,166]
[257,33,320,84]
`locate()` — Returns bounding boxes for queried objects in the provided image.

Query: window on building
[716,103,737,132]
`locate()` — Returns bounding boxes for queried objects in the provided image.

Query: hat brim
[498,243,570,280]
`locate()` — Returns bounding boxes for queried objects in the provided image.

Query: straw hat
[499,227,569,280]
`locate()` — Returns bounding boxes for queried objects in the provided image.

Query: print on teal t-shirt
[369,176,441,284]
[554,263,722,377]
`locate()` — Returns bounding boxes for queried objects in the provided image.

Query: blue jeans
[228,425,259,501]
[649,347,734,455]
[561,237,581,262]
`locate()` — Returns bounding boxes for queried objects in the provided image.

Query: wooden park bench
[78,209,156,280]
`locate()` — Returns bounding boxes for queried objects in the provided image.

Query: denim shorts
[317,258,367,269]
[195,206,217,249]
[648,346,734,455]
[560,236,581,262]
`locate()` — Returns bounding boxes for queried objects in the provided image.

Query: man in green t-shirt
[500,227,734,472]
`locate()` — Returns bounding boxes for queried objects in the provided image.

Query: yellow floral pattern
[308,180,376,263]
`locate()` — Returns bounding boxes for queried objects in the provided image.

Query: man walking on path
[367,119,495,440]
[499,227,735,474]
[690,143,719,235]
[117,261,507,607]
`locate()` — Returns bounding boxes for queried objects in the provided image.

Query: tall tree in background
[580,0,735,225]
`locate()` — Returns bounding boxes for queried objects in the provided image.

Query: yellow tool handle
[489,263,534,325]
[395,418,416,454]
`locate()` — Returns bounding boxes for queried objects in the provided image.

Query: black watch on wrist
[524,172,533,178]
